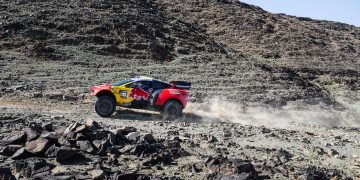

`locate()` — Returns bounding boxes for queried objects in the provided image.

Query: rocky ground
[1,0,360,179]
[0,100,360,179]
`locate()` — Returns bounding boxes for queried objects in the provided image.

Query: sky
[240,0,360,27]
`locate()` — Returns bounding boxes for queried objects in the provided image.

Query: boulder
[63,122,78,136]
[89,169,105,180]
[42,123,53,131]
[1,131,27,145]
[139,133,156,144]
[206,172,252,180]
[11,161,25,174]
[25,137,52,154]
[51,166,67,175]
[92,140,103,149]
[11,147,31,160]
[112,172,137,180]
[306,166,329,180]
[231,160,256,174]
[24,128,39,141]
[120,145,136,154]
[107,147,120,164]
[76,133,86,141]
[0,144,23,156]
[44,145,59,157]
[205,156,257,178]
[163,139,181,148]
[65,131,76,139]
[83,131,107,140]
[110,130,129,144]
[77,140,94,153]
[54,126,67,135]
[95,138,111,155]
[58,137,71,147]
[23,158,53,178]
[75,125,87,133]
[56,148,78,162]
[85,119,101,131]
[41,131,61,139]
[118,127,137,135]
[0,167,16,180]
[130,144,159,157]
[126,131,140,142]
[108,131,117,145]
[207,135,218,143]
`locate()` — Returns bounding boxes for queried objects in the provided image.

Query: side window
[139,81,152,89]
[125,83,135,88]
[132,81,152,92]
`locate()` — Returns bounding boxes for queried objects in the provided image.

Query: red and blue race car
[91,76,191,119]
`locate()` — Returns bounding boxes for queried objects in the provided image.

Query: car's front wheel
[163,100,182,120]
[95,96,115,117]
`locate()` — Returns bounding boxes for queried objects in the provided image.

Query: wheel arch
[155,89,188,109]
[96,90,116,102]
[163,98,184,109]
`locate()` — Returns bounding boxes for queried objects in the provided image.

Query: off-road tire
[163,100,182,120]
[95,96,116,117]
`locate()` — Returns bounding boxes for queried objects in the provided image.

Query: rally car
[91,76,191,119]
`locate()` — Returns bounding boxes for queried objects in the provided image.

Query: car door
[128,81,152,101]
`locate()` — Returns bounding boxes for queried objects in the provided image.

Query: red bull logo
[129,88,150,101]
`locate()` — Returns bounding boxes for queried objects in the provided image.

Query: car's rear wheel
[163,100,182,120]
[95,96,115,117]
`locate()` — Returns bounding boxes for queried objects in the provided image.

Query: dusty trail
[1,97,360,129]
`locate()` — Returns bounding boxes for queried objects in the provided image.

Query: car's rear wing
[170,81,191,90]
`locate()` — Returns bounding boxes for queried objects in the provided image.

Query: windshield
[111,79,132,86]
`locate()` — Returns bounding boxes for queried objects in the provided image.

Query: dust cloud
[185,97,360,128]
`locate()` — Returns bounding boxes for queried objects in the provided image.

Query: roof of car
[131,76,153,81]
[131,76,171,85]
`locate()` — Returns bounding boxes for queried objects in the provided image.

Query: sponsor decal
[169,89,180,95]
[129,88,150,100]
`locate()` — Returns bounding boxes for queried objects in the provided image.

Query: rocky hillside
[0,0,358,109]
[158,0,360,104]
[159,0,360,64]
[0,0,226,62]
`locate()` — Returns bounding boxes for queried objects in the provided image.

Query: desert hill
[1,0,355,109]
[158,0,360,105]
